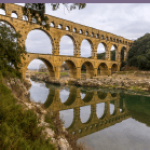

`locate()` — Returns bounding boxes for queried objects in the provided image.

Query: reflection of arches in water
[44,88,56,109]
[96,103,105,119]
[60,87,70,103]
[97,91,107,99]
[59,109,74,128]
[62,86,78,106]
[80,105,91,123]
[110,101,115,115]
[82,92,94,102]
[111,93,117,97]
[29,80,49,104]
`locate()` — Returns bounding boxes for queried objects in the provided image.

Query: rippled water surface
[29,79,150,150]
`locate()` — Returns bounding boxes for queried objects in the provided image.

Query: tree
[22,3,86,29]
[0,23,26,77]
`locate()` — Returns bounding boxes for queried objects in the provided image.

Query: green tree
[0,23,26,77]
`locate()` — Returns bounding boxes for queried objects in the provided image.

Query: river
[29,79,150,150]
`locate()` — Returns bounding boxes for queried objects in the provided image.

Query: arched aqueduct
[0,3,134,79]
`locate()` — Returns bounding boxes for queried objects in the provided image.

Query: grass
[35,72,49,75]
[0,71,56,149]
[60,72,68,76]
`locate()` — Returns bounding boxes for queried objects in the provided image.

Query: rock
[43,127,55,139]
[57,137,70,150]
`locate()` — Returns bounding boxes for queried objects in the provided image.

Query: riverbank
[30,71,150,94]
[1,73,83,149]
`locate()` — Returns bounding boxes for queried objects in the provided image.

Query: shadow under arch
[59,34,75,56]
[97,91,107,100]
[98,63,109,75]
[61,59,77,79]
[81,61,95,79]
[111,64,118,75]
[110,44,118,61]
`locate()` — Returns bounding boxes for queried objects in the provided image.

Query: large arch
[60,60,77,79]
[80,39,93,58]
[110,44,117,61]
[26,58,55,79]
[98,63,109,76]
[81,61,95,79]
[80,105,91,123]
[25,29,53,54]
[111,64,118,75]
[59,34,75,56]
[97,42,108,60]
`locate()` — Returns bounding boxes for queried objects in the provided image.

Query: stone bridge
[0,3,134,79]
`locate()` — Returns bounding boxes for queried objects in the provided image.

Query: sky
[1,3,150,69]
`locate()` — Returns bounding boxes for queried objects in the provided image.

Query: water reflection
[29,80,150,150]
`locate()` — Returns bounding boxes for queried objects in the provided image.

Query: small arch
[79,29,83,34]
[85,31,88,36]
[50,22,55,27]
[91,32,94,37]
[11,11,18,18]
[73,28,77,32]
[111,64,118,75]
[97,91,107,99]
[66,26,70,31]
[42,21,46,25]
[81,61,94,79]
[110,101,115,115]
[98,63,109,76]
[0,8,6,15]
[32,17,37,23]
[58,24,63,29]
[101,35,104,40]
[22,15,28,21]
[96,34,99,38]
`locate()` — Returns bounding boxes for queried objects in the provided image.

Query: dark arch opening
[60,60,77,79]
[111,64,118,75]
[59,35,74,56]
[81,61,94,79]
[111,45,117,61]
[25,29,52,54]
[98,63,109,76]
[82,91,95,102]
[97,91,107,99]
[120,47,127,70]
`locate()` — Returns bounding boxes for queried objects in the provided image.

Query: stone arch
[80,105,91,123]
[60,59,77,79]
[80,39,94,58]
[22,15,28,21]
[81,61,95,79]
[11,11,18,18]
[98,63,109,75]
[96,102,105,119]
[0,19,16,32]
[25,28,53,54]
[110,44,118,61]
[59,34,75,56]
[26,57,55,79]
[82,91,95,103]
[50,21,55,27]
[97,42,108,60]
[111,64,118,74]
[66,26,70,31]
[120,46,127,62]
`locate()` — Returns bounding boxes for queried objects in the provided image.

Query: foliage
[23,3,86,30]
[0,71,56,149]
[127,33,150,70]
[0,23,26,78]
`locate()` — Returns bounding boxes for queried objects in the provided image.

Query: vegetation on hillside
[127,33,150,70]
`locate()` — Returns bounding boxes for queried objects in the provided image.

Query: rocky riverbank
[30,71,150,93]
[2,77,81,150]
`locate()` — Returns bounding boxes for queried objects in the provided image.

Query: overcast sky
[1,3,150,69]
